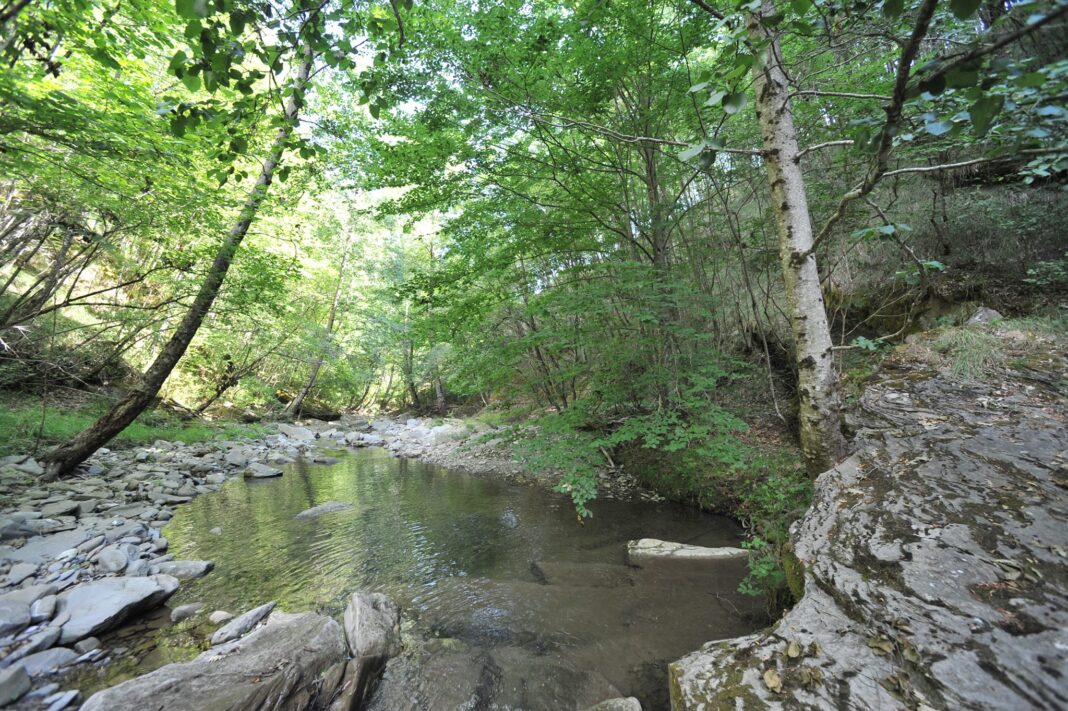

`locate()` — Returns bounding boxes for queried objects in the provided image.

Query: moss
[783,549,805,603]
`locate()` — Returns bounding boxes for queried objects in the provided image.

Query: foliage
[0,394,267,458]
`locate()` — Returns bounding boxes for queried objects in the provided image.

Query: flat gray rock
[584,698,642,711]
[625,539,749,566]
[0,584,56,636]
[80,611,345,711]
[243,462,282,479]
[56,575,179,644]
[17,647,78,677]
[278,423,315,441]
[155,560,213,581]
[295,501,353,519]
[210,601,275,646]
[0,665,30,705]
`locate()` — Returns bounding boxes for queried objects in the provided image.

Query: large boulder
[80,611,346,711]
[671,361,1068,710]
[56,575,179,644]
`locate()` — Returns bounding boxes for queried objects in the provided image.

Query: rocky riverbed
[0,414,648,708]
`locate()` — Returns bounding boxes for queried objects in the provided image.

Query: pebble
[208,610,234,624]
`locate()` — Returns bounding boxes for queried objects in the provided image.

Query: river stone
[39,500,79,518]
[1,529,91,565]
[210,601,276,646]
[79,611,345,711]
[56,575,179,644]
[295,501,353,519]
[208,610,233,624]
[625,539,749,566]
[583,698,642,711]
[671,363,1068,710]
[343,591,400,660]
[155,560,213,581]
[30,594,56,623]
[278,423,315,441]
[966,306,1003,324]
[6,562,37,586]
[244,462,282,479]
[96,544,130,573]
[361,433,385,446]
[0,585,56,636]
[43,689,79,711]
[170,603,204,623]
[0,666,30,705]
[17,647,78,677]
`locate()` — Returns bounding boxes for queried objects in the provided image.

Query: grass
[0,393,269,458]
[933,327,1005,379]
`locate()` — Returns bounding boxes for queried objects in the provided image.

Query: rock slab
[671,358,1068,710]
[56,575,179,644]
[80,611,345,711]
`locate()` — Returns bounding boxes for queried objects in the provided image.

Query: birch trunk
[748,1,846,472]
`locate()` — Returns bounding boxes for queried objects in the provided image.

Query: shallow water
[84,449,763,709]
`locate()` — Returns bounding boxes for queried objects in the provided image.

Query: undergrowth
[0,393,269,458]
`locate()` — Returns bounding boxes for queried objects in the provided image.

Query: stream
[79,448,763,710]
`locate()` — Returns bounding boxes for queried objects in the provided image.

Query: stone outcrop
[79,611,346,711]
[671,346,1068,709]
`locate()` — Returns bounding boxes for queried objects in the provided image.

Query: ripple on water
[98,448,764,709]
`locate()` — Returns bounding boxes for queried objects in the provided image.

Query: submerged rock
[154,560,213,581]
[79,611,345,711]
[671,360,1068,710]
[295,501,354,519]
[210,601,275,646]
[625,539,749,566]
[367,643,622,711]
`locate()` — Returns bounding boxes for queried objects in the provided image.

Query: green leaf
[168,50,188,74]
[230,136,248,154]
[229,11,246,36]
[969,95,1003,137]
[882,0,904,18]
[723,92,747,115]
[176,0,197,20]
[181,72,201,92]
[924,120,954,136]
[678,143,705,162]
[950,0,983,18]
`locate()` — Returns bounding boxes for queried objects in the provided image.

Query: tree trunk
[748,1,846,473]
[41,46,315,480]
[285,237,350,417]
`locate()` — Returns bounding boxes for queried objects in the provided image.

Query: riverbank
[670,318,1068,709]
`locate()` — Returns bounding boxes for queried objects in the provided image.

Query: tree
[41,9,320,478]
